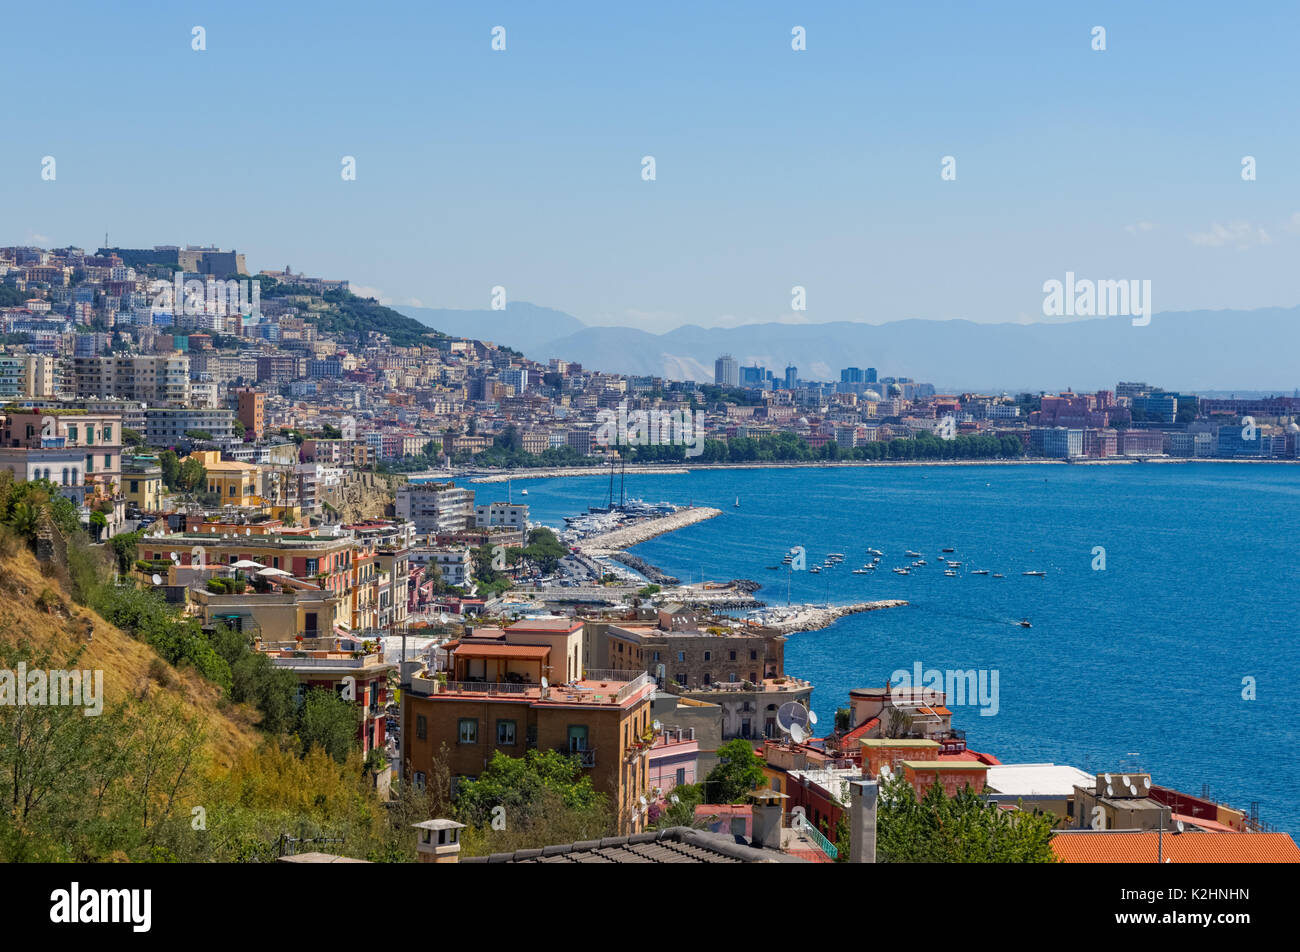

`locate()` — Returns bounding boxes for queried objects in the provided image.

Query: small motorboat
[992,573,1005,578]
[809,567,821,574]
[852,569,867,575]
[1018,619,1032,628]
[942,548,955,553]
[971,569,989,576]
[766,565,780,571]
[944,570,957,577]
[892,567,910,575]
[905,550,922,558]
[1023,571,1046,577]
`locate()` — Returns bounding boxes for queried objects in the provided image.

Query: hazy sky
[4,1,1299,335]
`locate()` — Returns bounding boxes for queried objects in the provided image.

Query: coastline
[466,456,1300,483]
[761,599,909,634]
[579,506,722,553]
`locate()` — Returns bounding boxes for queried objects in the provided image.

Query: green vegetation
[877,772,1058,863]
[702,738,767,803]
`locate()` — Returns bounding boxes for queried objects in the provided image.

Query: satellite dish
[776,701,810,733]
[1106,784,1114,797]
[1121,775,1130,786]
[638,796,647,808]
[540,677,548,689]
[1176,820,1185,833]
[652,720,661,731]
[879,764,892,780]
[169,552,178,561]
[151,574,162,586]
[245,528,251,536]
[1144,777,1151,790]
[1104,773,1112,784]
[790,722,806,744]
[807,709,819,726]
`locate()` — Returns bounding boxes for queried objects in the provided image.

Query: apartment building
[70,354,190,407]
[143,407,236,446]
[396,480,474,535]
[474,501,529,530]
[402,619,657,832]
[0,408,122,502]
[234,386,265,440]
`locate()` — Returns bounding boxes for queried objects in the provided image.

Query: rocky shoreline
[762,599,909,634]
[581,506,722,553]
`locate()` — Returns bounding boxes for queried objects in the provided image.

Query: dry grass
[0,544,262,768]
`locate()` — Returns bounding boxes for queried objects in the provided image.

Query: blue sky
[3,1,1298,333]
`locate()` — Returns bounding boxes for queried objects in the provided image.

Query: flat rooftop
[986,763,1093,797]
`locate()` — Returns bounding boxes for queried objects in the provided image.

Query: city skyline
[7,2,1300,334]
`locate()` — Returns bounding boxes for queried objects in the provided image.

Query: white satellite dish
[790,722,806,744]
[169,552,178,562]
[807,709,819,726]
[1175,820,1185,833]
[245,528,251,536]
[1104,773,1112,784]
[540,677,548,689]
[879,764,892,780]
[652,720,661,731]
[1106,784,1114,797]
[1121,775,1130,786]
[151,574,162,586]
[1144,777,1151,789]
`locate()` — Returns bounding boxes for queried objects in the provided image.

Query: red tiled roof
[841,717,880,744]
[1051,831,1300,864]
[452,644,550,659]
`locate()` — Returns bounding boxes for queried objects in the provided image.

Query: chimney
[748,789,787,851]
[848,779,879,863]
[413,819,465,863]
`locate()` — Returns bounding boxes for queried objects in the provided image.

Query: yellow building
[191,450,260,506]
[122,455,164,513]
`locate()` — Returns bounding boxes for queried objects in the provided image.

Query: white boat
[1023,570,1046,577]
[971,569,989,576]
[852,569,867,575]
[992,573,1005,578]
[734,496,740,508]
[905,550,922,558]
[913,559,927,566]
[868,548,883,556]
[892,567,910,575]
[944,570,957,577]
[520,489,528,495]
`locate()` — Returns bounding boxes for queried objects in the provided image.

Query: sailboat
[734,496,740,508]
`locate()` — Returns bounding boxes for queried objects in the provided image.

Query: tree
[453,749,611,853]
[876,772,1058,863]
[176,456,207,494]
[121,428,145,448]
[297,688,360,763]
[703,739,766,803]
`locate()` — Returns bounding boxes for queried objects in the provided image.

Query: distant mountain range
[400,303,1300,394]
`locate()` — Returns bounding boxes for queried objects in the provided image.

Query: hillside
[0,543,261,767]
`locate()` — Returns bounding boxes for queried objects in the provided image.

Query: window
[68,425,78,442]
[677,651,685,662]
[703,651,711,661]
[413,771,426,791]
[676,673,687,686]
[729,650,737,661]
[496,720,516,746]
[750,650,758,660]
[103,454,111,470]
[458,718,478,744]
[652,651,660,662]
[567,725,589,751]
[416,714,427,740]
[129,480,138,492]
[675,767,686,786]
[103,426,112,442]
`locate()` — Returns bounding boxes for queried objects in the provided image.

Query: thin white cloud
[1124,221,1155,235]
[1188,221,1270,250]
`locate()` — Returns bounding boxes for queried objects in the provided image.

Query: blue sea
[509,463,1300,833]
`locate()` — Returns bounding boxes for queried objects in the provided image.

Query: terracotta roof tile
[1051,831,1300,863]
